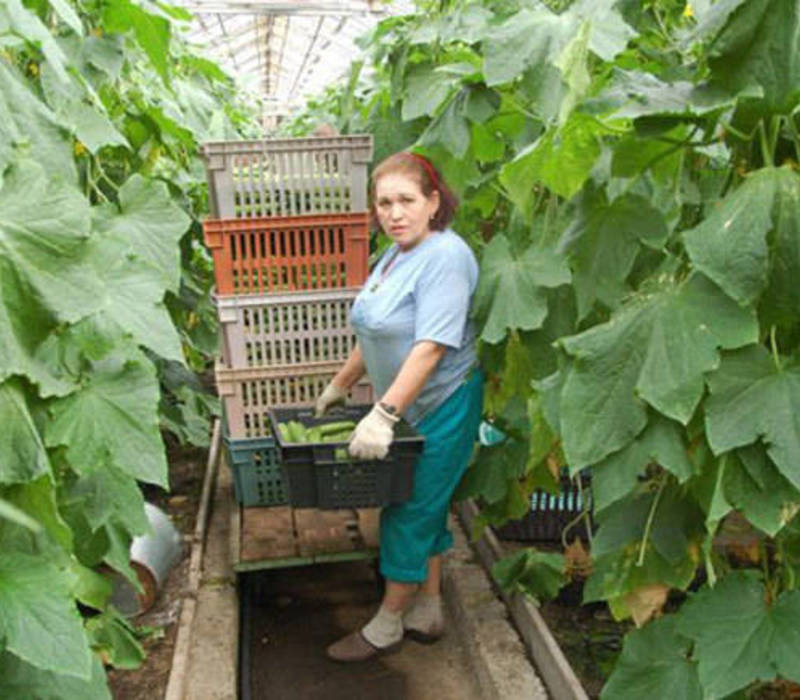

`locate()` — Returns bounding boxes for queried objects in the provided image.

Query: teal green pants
[379,370,484,583]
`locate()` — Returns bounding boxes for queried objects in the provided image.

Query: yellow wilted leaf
[564,538,592,577]
[624,584,669,627]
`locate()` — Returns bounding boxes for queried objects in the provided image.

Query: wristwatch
[379,401,399,417]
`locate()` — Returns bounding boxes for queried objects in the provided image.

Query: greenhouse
[2,0,800,698]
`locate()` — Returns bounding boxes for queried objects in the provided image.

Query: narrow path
[240,560,483,700]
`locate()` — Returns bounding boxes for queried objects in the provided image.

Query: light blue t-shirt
[351,229,479,425]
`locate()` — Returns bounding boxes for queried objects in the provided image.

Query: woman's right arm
[314,344,367,416]
[332,344,366,390]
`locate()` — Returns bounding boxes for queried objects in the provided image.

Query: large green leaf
[0,552,91,678]
[500,112,602,203]
[492,548,567,603]
[37,66,126,154]
[0,0,70,82]
[707,0,800,114]
[0,62,74,182]
[102,0,171,83]
[678,572,800,697]
[760,167,800,329]
[0,651,110,700]
[82,235,183,361]
[571,0,637,62]
[47,0,83,35]
[420,90,471,158]
[3,477,73,551]
[481,0,633,86]
[85,611,144,670]
[704,345,800,491]
[401,64,461,121]
[481,7,576,86]
[455,440,529,505]
[592,415,693,514]
[601,616,702,700]
[724,444,800,536]
[684,167,779,306]
[558,189,668,319]
[0,160,97,321]
[0,379,50,484]
[46,352,168,487]
[94,174,190,293]
[473,234,570,344]
[0,161,100,393]
[61,463,149,536]
[596,69,736,120]
[559,274,757,469]
[585,483,705,606]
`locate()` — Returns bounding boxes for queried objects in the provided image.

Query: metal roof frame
[178,0,416,126]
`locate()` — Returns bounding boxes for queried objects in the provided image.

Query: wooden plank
[240,506,296,561]
[294,508,359,556]
[356,508,380,549]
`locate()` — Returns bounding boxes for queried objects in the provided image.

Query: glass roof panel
[175,0,417,121]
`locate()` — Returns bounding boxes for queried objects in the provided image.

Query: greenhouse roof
[178,0,416,120]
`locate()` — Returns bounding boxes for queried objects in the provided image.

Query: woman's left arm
[379,340,448,415]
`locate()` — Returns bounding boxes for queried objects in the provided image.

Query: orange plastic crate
[203,212,370,295]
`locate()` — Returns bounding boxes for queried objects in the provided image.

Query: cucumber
[318,420,357,436]
[277,423,290,442]
[277,418,357,444]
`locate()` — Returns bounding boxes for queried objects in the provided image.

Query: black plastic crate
[269,405,425,509]
[493,472,593,543]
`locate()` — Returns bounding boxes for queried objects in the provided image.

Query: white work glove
[314,382,348,417]
[348,403,399,460]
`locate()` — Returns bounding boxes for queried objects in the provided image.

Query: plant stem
[505,94,541,122]
[94,157,120,193]
[770,326,782,371]
[622,126,699,195]
[577,475,593,548]
[785,114,800,163]
[758,119,773,166]
[637,479,665,567]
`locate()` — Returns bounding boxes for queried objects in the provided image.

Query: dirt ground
[107,443,207,700]
[242,560,483,700]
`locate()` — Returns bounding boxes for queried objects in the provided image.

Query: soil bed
[107,441,207,700]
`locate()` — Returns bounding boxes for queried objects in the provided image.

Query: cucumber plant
[286,0,800,695]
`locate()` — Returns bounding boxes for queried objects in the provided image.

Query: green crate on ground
[224,431,287,507]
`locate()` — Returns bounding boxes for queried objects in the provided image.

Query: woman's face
[374,172,440,251]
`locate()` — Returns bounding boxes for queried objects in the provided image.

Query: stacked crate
[201,135,374,506]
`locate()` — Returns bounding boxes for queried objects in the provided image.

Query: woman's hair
[369,152,458,231]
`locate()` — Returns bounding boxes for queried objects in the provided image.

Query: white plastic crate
[216,288,360,370]
[215,361,373,439]
[201,135,373,218]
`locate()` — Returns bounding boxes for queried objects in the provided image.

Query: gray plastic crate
[215,360,373,439]
[215,288,360,370]
[201,135,373,218]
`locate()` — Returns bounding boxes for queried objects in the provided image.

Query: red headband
[406,152,439,189]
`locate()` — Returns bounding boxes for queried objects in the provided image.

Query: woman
[314,151,483,662]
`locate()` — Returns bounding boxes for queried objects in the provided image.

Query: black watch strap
[379,401,398,416]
